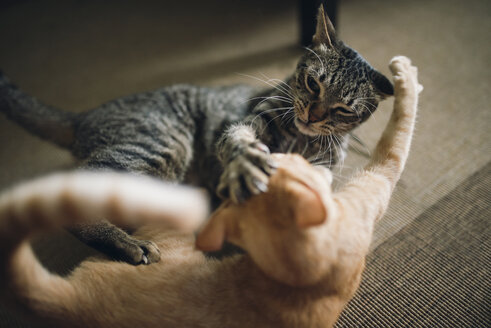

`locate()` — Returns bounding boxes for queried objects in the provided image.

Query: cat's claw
[217,142,277,204]
[113,237,161,265]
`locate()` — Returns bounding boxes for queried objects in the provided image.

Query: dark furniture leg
[300,0,339,46]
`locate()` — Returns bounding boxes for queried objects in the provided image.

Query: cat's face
[290,6,393,137]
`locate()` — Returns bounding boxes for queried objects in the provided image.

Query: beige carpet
[0,0,489,327]
[336,162,490,327]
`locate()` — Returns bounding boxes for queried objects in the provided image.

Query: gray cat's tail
[0,71,77,149]
[0,171,208,320]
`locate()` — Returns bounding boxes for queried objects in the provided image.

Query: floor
[0,0,489,327]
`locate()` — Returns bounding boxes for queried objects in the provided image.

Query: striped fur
[0,171,209,236]
[1,56,421,328]
[0,5,393,262]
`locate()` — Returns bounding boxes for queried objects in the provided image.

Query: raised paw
[217,142,277,203]
[112,237,161,265]
[389,56,423,95]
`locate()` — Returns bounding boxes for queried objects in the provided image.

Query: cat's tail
[0,171,208,318]
[0,71,77,149]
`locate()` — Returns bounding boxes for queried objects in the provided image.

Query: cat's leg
[67,220,160,265]
[216,123,277,203]
[69,132,194,265]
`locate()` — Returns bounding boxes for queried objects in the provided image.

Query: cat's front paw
[217,142,277,203]
[389,56,423,95]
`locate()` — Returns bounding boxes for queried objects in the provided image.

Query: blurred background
[0,0,489,327]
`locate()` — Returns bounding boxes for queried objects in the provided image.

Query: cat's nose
[308,106,326,123]
[308,112,321,123]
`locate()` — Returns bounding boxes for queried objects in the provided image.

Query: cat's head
[291,5,393,137]
[196,154,339,286]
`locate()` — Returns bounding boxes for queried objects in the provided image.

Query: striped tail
[0,71,77,149]
[0,172,209,317]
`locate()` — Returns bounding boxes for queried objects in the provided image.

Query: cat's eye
[333,106,354,116]
[306,76,321,95]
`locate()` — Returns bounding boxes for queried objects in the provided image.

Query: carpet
[336,162,490,327]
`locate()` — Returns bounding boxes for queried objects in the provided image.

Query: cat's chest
[270,133,336,166]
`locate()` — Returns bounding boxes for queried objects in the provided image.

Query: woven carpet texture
[0,0,489,326]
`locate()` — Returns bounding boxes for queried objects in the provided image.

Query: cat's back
[78,83,258,125]
[71,83,259,161]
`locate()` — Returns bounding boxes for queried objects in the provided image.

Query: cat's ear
[370,69,394,99]
[313,4,337,48]
[293,183,328,229]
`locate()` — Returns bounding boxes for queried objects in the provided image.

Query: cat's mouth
[294,118,319,137]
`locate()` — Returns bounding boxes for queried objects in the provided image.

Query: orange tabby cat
[0,56,421,328]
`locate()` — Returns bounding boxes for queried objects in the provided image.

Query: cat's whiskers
[316,135,332,164]
[332,134,346,171]
[286,139,297,153]
[306,136,324,162]
[279,108,295,122]
[328,135,334,166]
[252,106,293,122]
[314,134,335,168]
[269,107,295,123]
[250,96,294,120]
[300,140,309,156]
[348,132,371,158]
[310,160,333,166]
[320,135,334,161]
[238,73,294,99]
[353,109,361,119]
[357,101,377,123]
[241,95,292,105]
[268,78,293,91]
[314,135,325,161]
[356,97,377,115]
[284,112,297,126]
[258,72,294,93]
[311,135,321,144]
[255,106,295,133]
[358,100,377,109]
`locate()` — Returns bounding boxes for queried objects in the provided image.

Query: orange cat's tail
[0,172,208,316]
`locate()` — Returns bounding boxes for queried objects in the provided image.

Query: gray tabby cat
[0,5,393,265]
